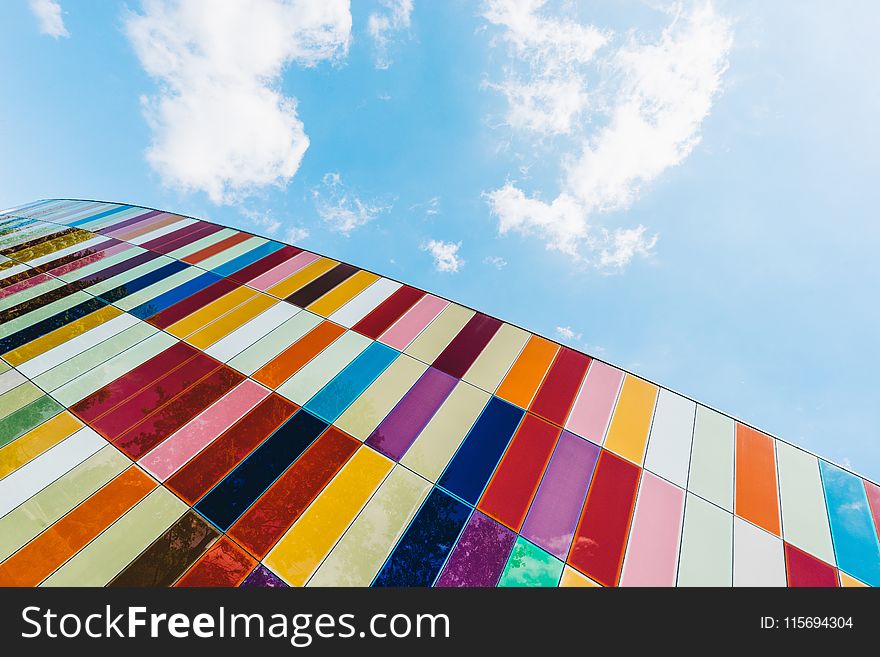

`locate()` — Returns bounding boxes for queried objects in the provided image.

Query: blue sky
[1,0,878,481]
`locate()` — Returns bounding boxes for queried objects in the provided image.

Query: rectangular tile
[529,347,590,426]
[619,472,685,586]
[733,516,786,587]
[461,323,529,393]
[276,330,371,405]
[139,379,270,480]
[498,536,564,587]
[820,461,880,586]
[334,355,428,441]
[436,511,517,588]
[520,431,600,559]
[364,366,457,460]
[373,487,470,587]
[404,303,474,363]
[307,465,431,587]
[688,405,735,511]
[265,446,392,586]
[329,277,402,328]
[735,424,781,536]
[229,426,360,557]
[41,487,187,587]
[602,374,658,464]
[352,284,424,339]
[495,335,559,410]
[431,313,502,379]
[304,341,398,423]
[676,493,733,586]
[567,450,641,586]
[438,396,524,505]
[286,262,358,308]
[776,441,836,565]
[195,409,329,530]
[477,413,561,531]
[378,293,448,351]
[564,360,624,444]
[399,381,489,482]
[643,388,696,488]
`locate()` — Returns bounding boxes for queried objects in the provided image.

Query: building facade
[0,199,878,587]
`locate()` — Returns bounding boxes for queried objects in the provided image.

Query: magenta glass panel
[365,367,457,461]
[435,511,516,587]
[520,431,600,559]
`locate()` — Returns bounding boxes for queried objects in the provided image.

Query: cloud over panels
[125,0,352,204]
[483,1,732,270]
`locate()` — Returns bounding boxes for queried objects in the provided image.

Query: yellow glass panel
[839,572,867,587]
[267,257,338,299]
[166,286,256,338]
[265,446,392,586]
[307,270,379,317]
[559,566,602,587]
[187,294,277,350]
[4,305,122,366]
[7,229,93,263]
[0,412,82,478]
[603,375,658,465]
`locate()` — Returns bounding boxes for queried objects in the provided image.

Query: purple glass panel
[520,431,600,559]
[365,367,457,461]
[96,210,162,235]
[435,511,516,587]
[239,564,289,588]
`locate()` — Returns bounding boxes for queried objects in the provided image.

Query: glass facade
[0,198,877,587]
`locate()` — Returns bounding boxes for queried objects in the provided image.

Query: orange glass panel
[735,424,781,536]
[495,335,558,409]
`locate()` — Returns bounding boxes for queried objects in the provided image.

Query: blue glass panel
[438,396,524,505]
[373,488,471,587]
[820,461,880,586]
[195,409,328,531]
[304,342,398,423]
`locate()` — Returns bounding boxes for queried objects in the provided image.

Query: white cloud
[285,226,310,243]
[422,239,464,273]
[483,255,507,269]
[312,172,390,235]
[29,0,69,38]
[483,1,732,270]
[240,208,282,235]
[483,0,606,135]
[555,325,581,342]
[410,195,441,217]
[125,0,352,205]
[368,0,413,69]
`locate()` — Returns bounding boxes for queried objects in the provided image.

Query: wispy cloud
[240,208,281,235]
[285,226,310,243]
[368,0,413,69]
[29,0,69,38]
[483,1,732,270]
[409,195,441,217]
[312,172,390,235]
[422,239,464,272]
[483,255,507,269]
[125,0,352,205]
[555,325,581,342]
